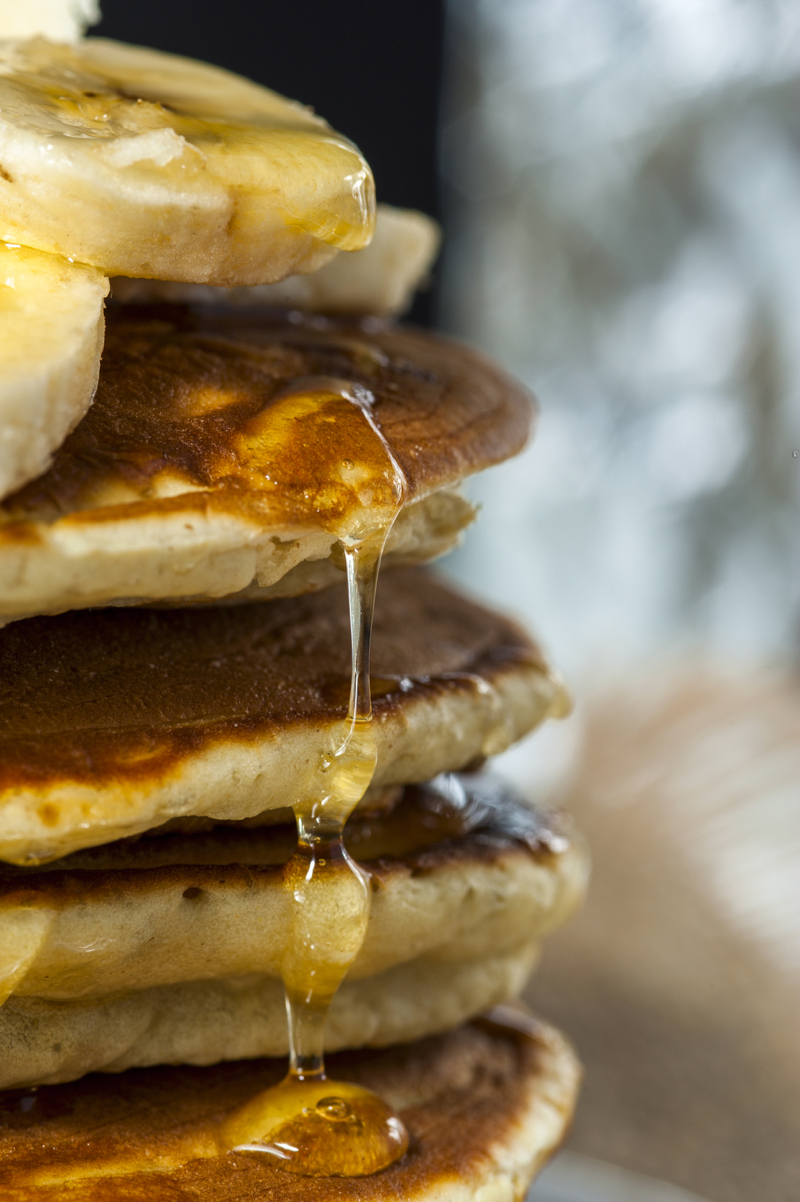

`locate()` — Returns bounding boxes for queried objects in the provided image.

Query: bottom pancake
[0,1008,580,1202]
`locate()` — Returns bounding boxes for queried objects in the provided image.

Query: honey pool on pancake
[218,378,410,1175]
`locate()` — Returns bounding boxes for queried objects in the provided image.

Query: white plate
[529,1154,713,1202]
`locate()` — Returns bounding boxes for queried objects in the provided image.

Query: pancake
[0,777,587,1007]
[0,779,586,1090]
[0,306,532,624]
[112,203,441,318]
[0,569,568,865]
[0,1009,580,1200]
[0,947,541,1091]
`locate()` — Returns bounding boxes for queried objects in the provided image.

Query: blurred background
[92,3,800,1199]
[436,8,800,1202]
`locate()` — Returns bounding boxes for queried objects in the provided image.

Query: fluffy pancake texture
[0,779,586,1089]
[0,1010,580,1200]
[0,568,567,864]
[0,948,540,1090]
[0,778,587,1007]
[0,306,531,623]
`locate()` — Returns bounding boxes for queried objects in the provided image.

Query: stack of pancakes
[0,18,588,1202]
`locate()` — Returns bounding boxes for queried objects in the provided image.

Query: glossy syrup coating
[216,426,410,1172]
[0,306,534,532]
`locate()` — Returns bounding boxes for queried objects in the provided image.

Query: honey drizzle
[219,382,410,1175]
[281,538,378,1083]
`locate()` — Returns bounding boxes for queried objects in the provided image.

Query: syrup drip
[219,382,410,1175]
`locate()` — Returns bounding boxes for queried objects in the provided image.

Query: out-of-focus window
[440,0,800,677]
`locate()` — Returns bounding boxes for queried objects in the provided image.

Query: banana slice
[0,37,375,285]
[0,241,107,500]
[0,0,98,41]
[112,204,441,317]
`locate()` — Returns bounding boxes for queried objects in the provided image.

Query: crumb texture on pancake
[0,1011,580,1200]
[0,309,532,621]
[0,570,568,863]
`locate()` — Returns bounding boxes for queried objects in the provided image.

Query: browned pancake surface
[0,569,539,794]
[0,1011,578,1200]
[2,306,533,529]
[0,775,566,890]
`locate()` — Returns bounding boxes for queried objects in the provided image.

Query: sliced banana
[112,204,441,317]
[0,0,98,42]
[0,241,107,500]
[0,37,375,285]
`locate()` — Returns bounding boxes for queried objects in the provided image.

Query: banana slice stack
[0,1,437,503]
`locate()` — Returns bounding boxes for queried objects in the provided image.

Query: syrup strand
[220,385,410,1175]
[283,832,369,1083]
[282,535,383,1086]
[345,537,380,724]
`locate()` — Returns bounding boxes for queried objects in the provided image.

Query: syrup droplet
[316,1096,350,1120]
[219,381,410,1176]
[220,1077,408,1177]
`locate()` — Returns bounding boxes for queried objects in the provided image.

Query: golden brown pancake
[0,306,532,623]
[0,1009,580,1201]
[0,779,585,1052]
[0,781,586,1090]
[0,946,542,1091]
[0,569,567,864]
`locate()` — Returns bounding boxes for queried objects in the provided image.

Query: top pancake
[0,306,533,622]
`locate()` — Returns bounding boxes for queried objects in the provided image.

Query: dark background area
[92,0,446,324]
